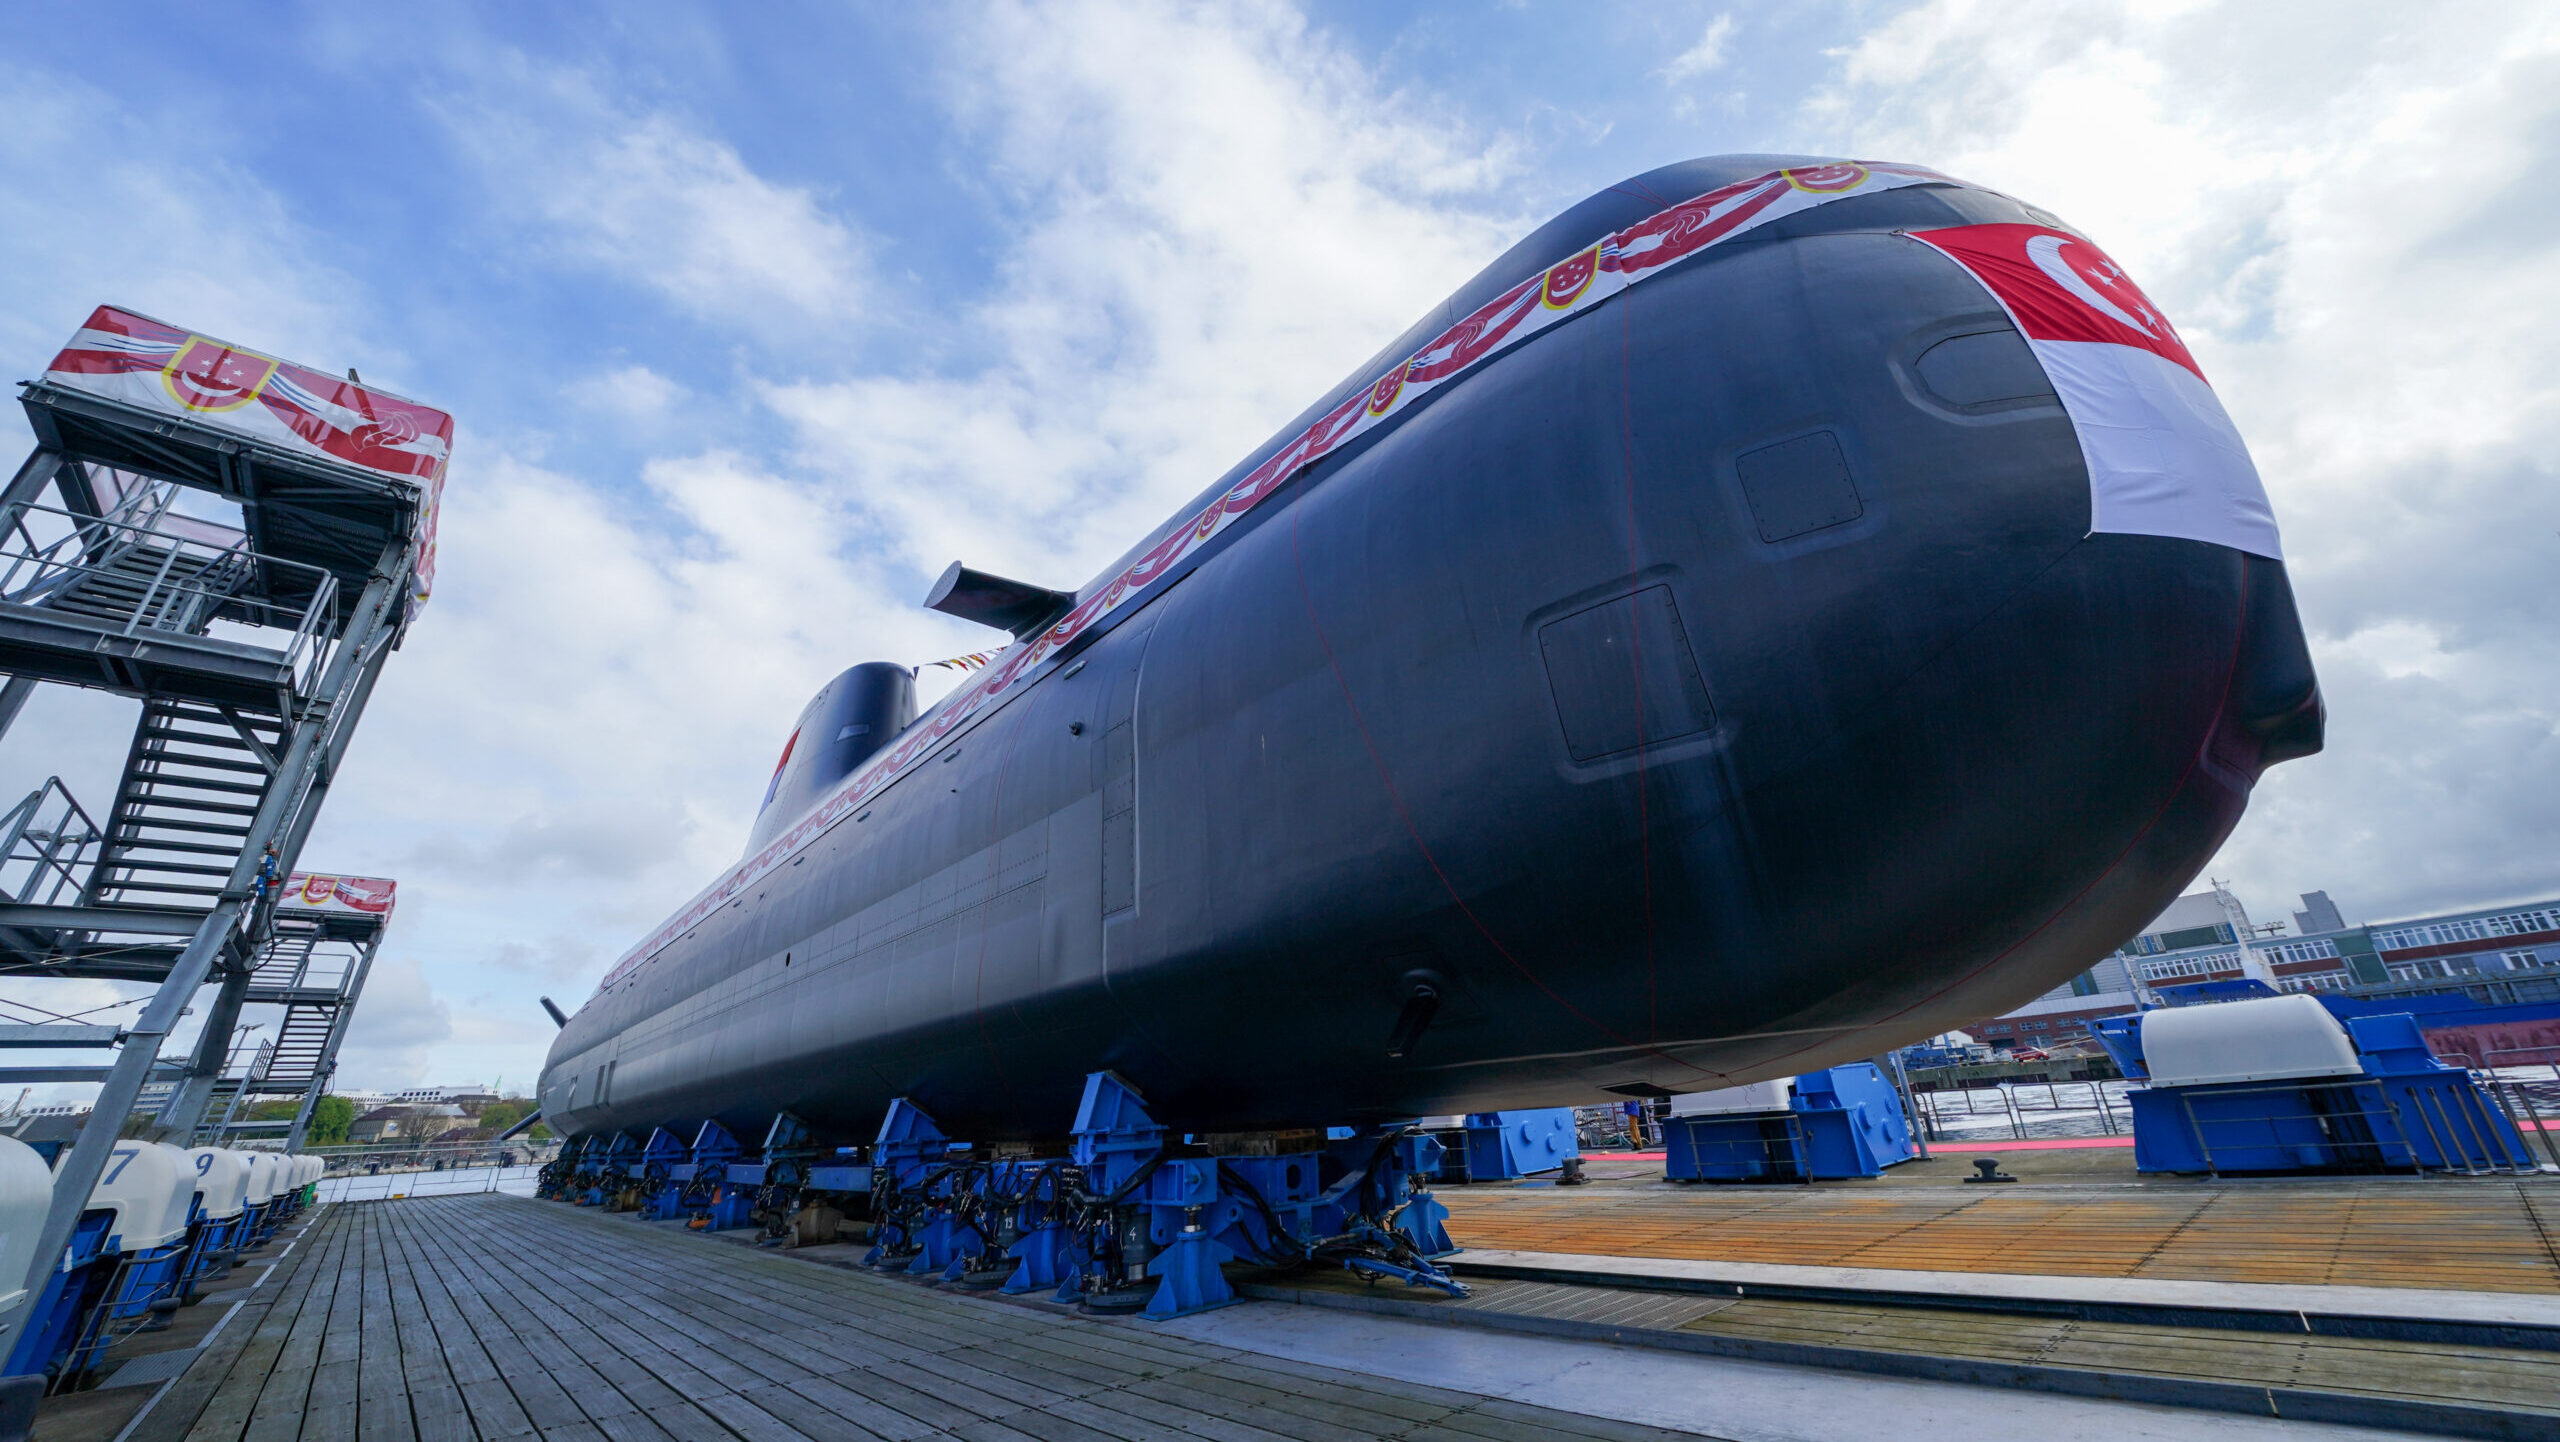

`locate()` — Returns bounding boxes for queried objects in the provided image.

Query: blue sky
[1,1,2553,1093]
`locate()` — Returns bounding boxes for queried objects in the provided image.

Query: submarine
[539,155,2321,1144]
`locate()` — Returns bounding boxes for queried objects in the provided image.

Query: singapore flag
[1910,223,2281,560]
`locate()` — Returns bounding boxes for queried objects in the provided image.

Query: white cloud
[1813,0,2560,923]
[564,365,685,425]
[767,0,1523,593]
[0,62,372,397]
[1663,15,1737,81]
[432,64,869,332]
[337,957,454,1089]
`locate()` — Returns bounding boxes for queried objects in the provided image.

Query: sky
[0,0,2552,1095]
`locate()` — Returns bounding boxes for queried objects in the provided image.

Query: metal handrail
[0,777,103,908]
[244,933,360,993]
[279,568,338,695]
[1664,1113,1809,1180]
[0,500,341,692]
[2169,1077,2533,1177]
[2171,1080,2412,1177]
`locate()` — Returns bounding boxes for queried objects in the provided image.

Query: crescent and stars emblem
[1366,367,1406,417]
[1541,246,1599,310]
[1784,163,1869,193]
[161,337,277,414]
[2026,233,2172,342]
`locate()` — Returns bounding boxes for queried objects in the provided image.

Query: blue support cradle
[681,1120,759,1231]
[829,1072,1468,1321]
[864,1100,955,1268]
[636,1128,692,1221]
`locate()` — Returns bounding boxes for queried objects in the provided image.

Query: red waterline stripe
[1585,1121,2555,1165]
[1585,1136,2139,1160]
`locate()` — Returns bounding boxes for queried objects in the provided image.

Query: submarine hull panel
[540,158,2318,1141]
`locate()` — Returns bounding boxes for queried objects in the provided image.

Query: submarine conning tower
[542,153,2320,1152]
[747,662,917,856]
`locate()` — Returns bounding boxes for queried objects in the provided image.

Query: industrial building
[1973,886,2560,1051]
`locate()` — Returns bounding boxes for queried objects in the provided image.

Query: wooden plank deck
[1437,1179,2560,1292]
[132,1196,1726,1442]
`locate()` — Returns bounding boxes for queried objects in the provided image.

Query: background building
[1970,890,2560,1052]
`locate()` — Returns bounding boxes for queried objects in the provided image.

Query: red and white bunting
[590,160,1994,996]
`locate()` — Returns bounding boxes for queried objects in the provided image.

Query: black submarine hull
[541,156,2320,1142]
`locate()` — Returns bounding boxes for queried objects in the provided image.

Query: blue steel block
[1205,1153,1322,1264]
[2345,1013,2440,1076]
[2131,1078,2406,1173]
[702,1187,757,1230]
[1664,1113,1801,1181]
[806,1164,872,1192]
[1071,1072,1164,1199]
[1459,1109,1579,1180]
[906,1200,979,1275]
[762,1111,827,1197]
[1393,1188,1456,1259]
[2131,1008,2533,1174]
[1796,1064,1917,1178]
[1665,1065,1916,1181]
[1141,1227,1235,1319]
[678,1119,758,1230]
[1003,1222,1079,1295]
[637,1128,692,1220]
[2089,1013,2147,1079]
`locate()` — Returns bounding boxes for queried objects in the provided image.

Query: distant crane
[2211,879,2280,987]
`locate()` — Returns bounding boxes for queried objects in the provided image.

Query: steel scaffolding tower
[194,878,393,1150]
[0,306,446,1354]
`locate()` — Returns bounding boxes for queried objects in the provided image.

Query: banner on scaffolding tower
[280,873,397,917]
[41,304,454,608]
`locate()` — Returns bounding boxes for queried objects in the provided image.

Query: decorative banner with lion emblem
[42,305,454,608]
[280,873,398,917]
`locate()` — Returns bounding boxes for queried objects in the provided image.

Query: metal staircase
[171,896,388,1148]
[86,698,283,913]
[258,992,340,1090]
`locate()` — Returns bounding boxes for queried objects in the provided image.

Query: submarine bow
[540,156,2321,1142]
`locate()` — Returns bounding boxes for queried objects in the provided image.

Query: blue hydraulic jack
[862,1100,963,1272]
[679,1121,760,1231]
[587,1133,640,1208]
[856,1072,1465,1321]
[1065,1073,1462,1317]
[535,1137,587,1201]
[635,1128,693,1221]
